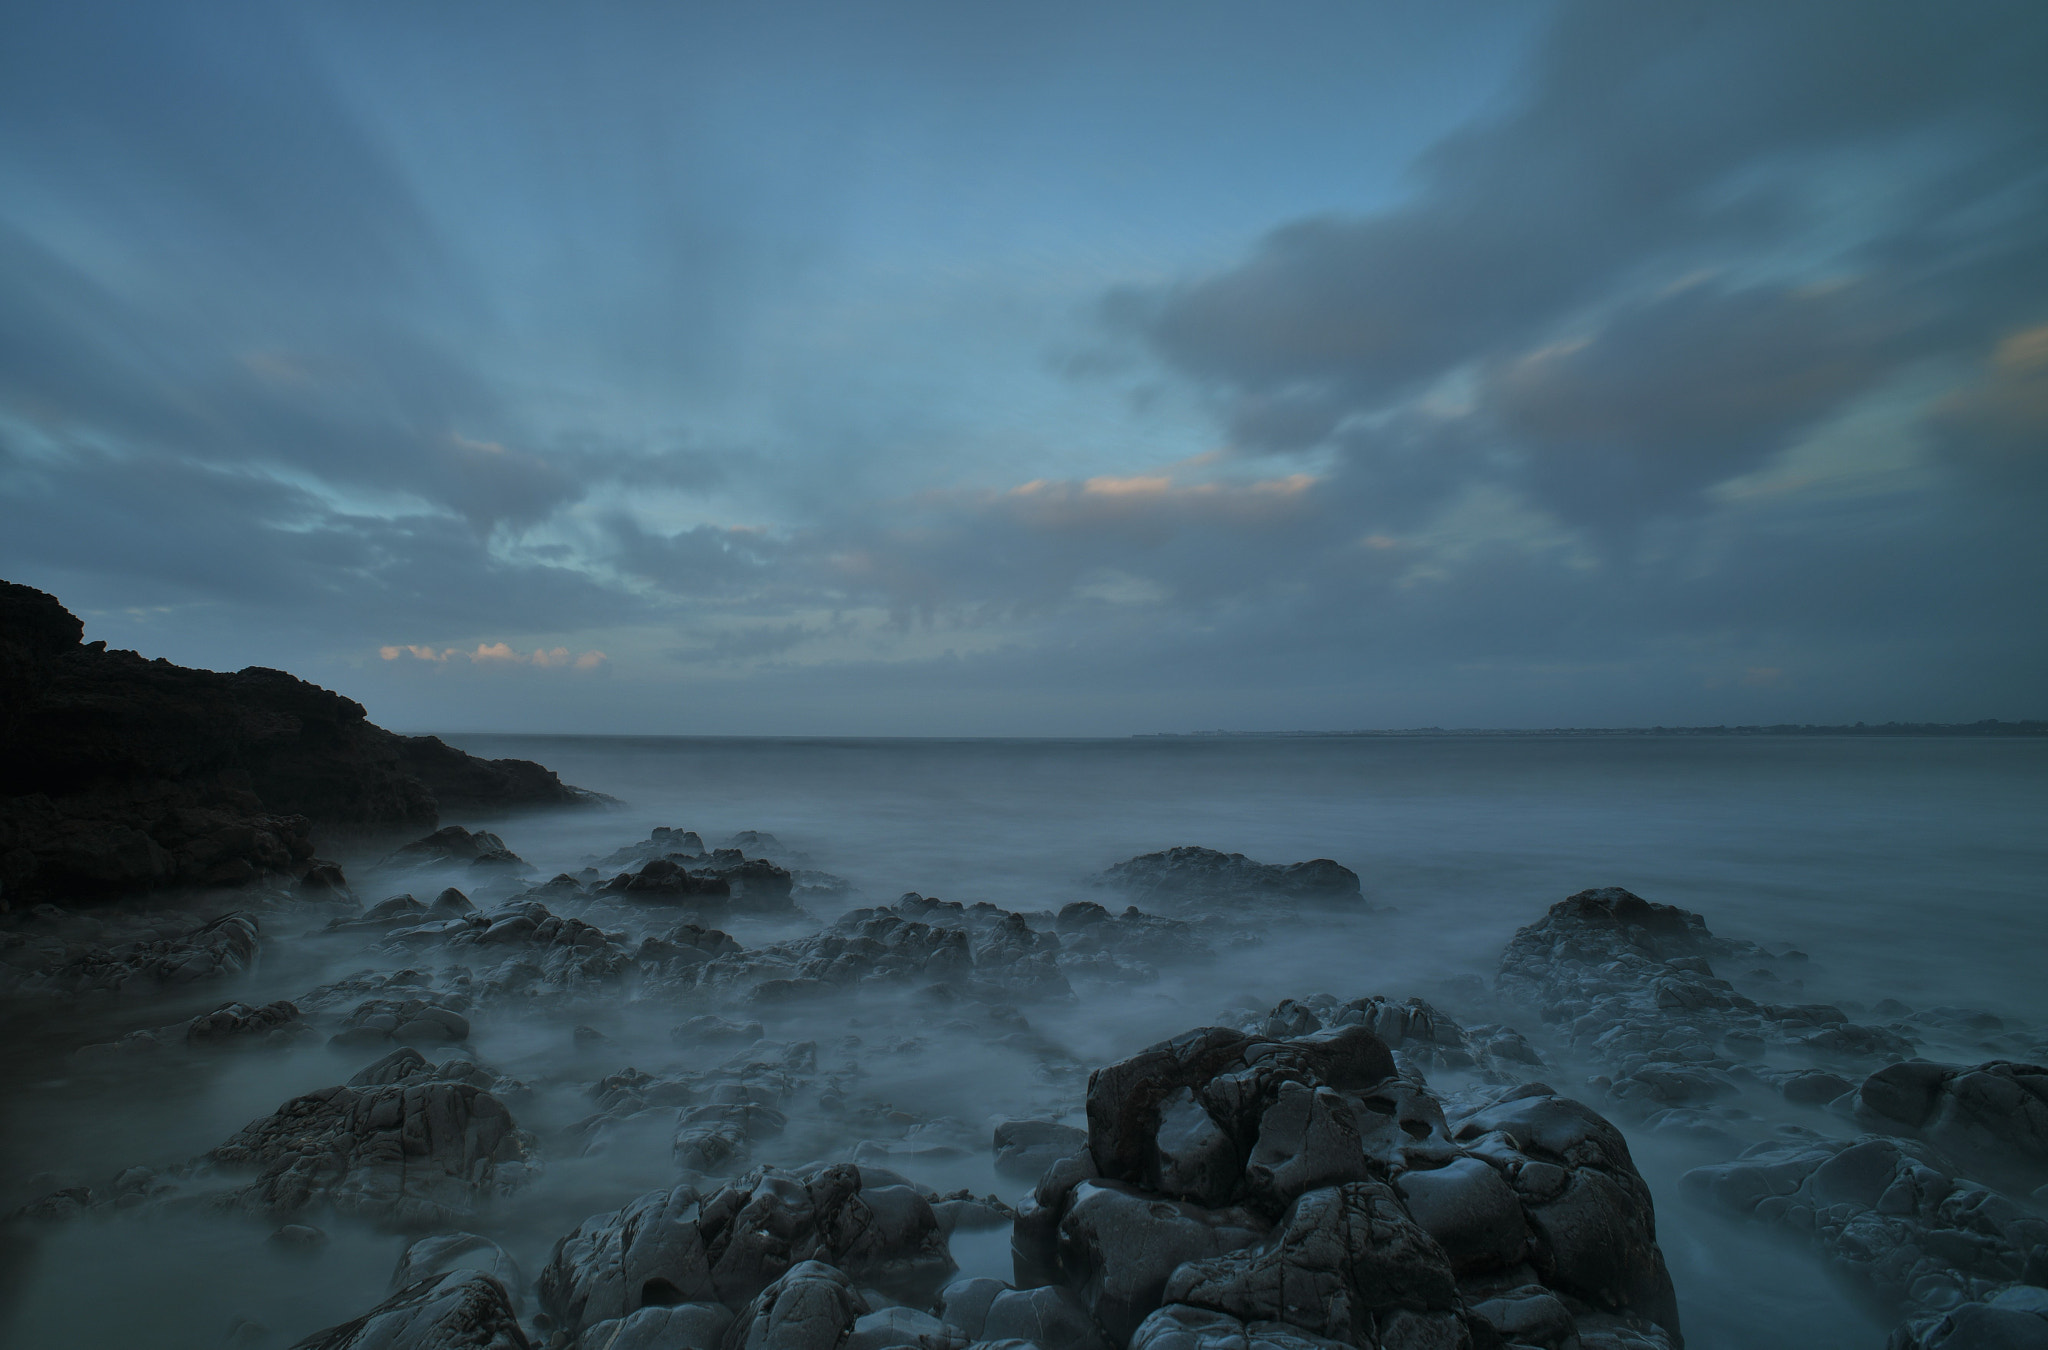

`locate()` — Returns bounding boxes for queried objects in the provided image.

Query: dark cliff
[0,580,602,905]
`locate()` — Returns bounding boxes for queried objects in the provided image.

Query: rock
[288,1269,529,1349]
[1163,1181,1472,1348]
[0,581,587,904]
[1021,1019,1680,1350]
[184,999,305,1046]
[1101,848,1362,906]
[389,825,527,869]
[392,1232,525,1295]
[724,1260,868,1350]
[539,1166,954,1343]
[10,910,262,999]
[1851,1060,2048,1193]
[267,1223,329,1251]
[580,1303,737,1350]
[393,733,612,814]
[1896,1286,2048,1350]
[208,1078,534,1229]
[1130,1304,1353,1350]
[846,1305,961,1350]
[1685,1136,2048,1323]
[994,1119,1089,1184]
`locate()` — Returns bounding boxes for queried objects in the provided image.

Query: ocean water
[2,733,2043,1349]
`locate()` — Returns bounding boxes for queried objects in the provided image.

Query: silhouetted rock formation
[0,579,602,905]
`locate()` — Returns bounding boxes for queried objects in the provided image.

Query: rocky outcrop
[1496,887,1923,1140]
[1685,1135,2048,1341]
[290,1269,531,1350]
[1010,1020,1681,1349]
[0,579,601,905]
[537,1163,955,1344]
[1101,848,1362,906]
[1848,1060,2048,1197]
[208,1076,536,1229]
[2,909,261,1000]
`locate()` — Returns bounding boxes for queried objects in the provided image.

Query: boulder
[288,1270,528,1350]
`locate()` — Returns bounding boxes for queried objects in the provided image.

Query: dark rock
[1101,847,1362,905]
[0,579,600,904]
[538,1165,954,1343]
[287,1269,529,1349]
[393,732,612,814]
[724,1260,868,1350]
[184,999,305,1046]
[995,1119,1090,1184]
[1851,1060,2048,1194]
[208,1077,534,1228]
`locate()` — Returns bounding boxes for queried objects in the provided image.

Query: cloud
[1110,0,2048,525]
[378,640,608,670]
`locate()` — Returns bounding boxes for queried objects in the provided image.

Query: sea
[3,733,2044,1349]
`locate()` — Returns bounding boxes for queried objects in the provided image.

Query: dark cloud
[1113,0,2048,520]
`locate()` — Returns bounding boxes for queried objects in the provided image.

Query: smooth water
[2,734,2042,1349]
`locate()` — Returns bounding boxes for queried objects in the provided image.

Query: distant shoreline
[1134,720,2048,739]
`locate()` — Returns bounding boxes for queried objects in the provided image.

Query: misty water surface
[3,734,2042,1349]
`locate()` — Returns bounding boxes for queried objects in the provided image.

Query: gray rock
[289,1269,528,1349]
[994,1119,1089,1184]
[207,1078,533,1229]
[579,1303,736,1350]
[723,1261,868,1350]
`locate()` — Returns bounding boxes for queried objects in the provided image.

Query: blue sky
[2,0,2044,734]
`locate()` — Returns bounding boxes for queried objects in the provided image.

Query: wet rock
[1162,1181,1471,1348]
[288,1269,529,1349]
[393,1231,525,1295]
[9,910,261,998]
[389,825,529,869]
[1129,1304,1353,1350]
[1851,1060,2048,1194]
[1685,1135,2048,1323]
[579,1303,736,1350]
[330,996,470,1049]
[184,998,306,1046]
[268,1223,330,1251]
[538,1165,954,1342]
[1893,1285,2048,1350]
[994,1119,1089,1184]
[208,1077,535,1229]
[1021,1019,1680,1349]
[725,1260,869,1350]
[1101,847,1362,906]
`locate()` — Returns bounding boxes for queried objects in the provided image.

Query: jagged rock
[538,1165,953,1342]
[330,997,471,1049]
[1851,1060,2048,1194]
[8,910,260,998]
[393,733,611,814]
[1496,887,1919,1139]
[1892,1286,2048,1350]
[1130,1304,1352,1350]
[1161,1181,1472,1349]
[288,1269,529,1349]
[392,1232,525,1296]
[1018,1021,1680,1349]
[0,582,591,905]
[1685,1135,2048,1322]
[1101,848,1361,906]
[995,1119,1089,1184]
[208,1077,534,1228]
[389,825,528,870]
[724,1260,869,1350]
[580,1303,737,1350]
[184,998,305,1046]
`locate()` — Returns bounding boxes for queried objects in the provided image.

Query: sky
[1,0,2044,735]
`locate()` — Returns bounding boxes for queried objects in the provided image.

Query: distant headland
[1136,720,2048,738]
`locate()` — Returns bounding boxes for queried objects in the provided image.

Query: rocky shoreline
[1,808,2042,1349]
[3,584,2044,1350]
[0,581,609,907]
